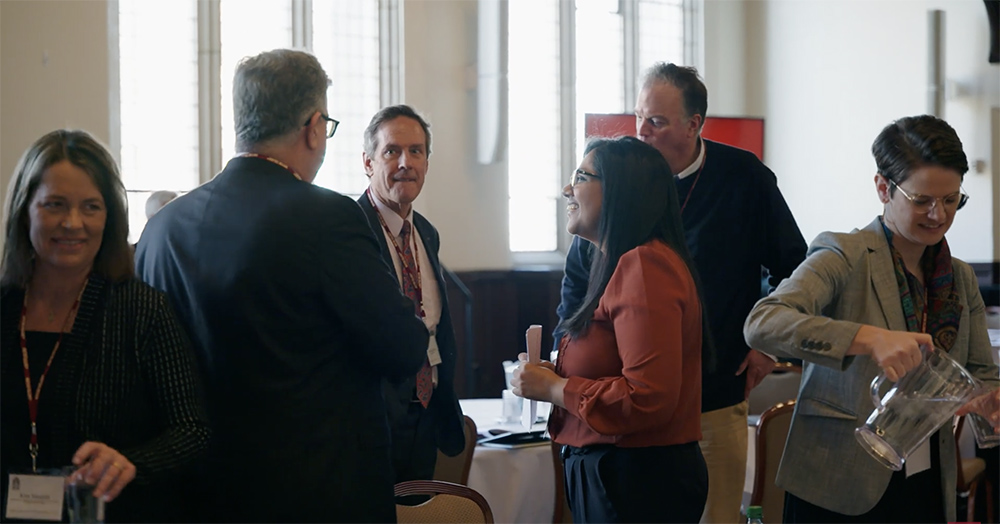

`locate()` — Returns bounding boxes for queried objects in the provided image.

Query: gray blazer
[743,217,998,519]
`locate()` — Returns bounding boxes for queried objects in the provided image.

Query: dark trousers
[784,438,944,523]
[390,400,437,471]
[562,442,708,523]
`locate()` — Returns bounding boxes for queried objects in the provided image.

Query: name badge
[427,328,442,367]
[6,473,65,521]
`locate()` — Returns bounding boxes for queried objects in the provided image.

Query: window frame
[508,0,699,265]
[110,0,402,240]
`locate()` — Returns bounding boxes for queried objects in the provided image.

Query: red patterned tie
[400,221,433,408]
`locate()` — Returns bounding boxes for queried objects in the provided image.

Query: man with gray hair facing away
[555,63,807,523]
[135,49,428,522]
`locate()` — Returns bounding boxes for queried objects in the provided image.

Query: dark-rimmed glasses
[889,179,968,213]
[304,112,339,138]
[570,168,601,187]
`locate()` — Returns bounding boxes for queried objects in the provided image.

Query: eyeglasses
[570,168,601,187]
[304,112,339,138]
[889,179,969,213]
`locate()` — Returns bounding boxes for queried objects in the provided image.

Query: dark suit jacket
[135,157,428,522]
[357,194,466,458]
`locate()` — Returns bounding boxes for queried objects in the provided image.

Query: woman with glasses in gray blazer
[744,115,999,523]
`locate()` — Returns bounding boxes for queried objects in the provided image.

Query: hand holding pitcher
[851,325,931,382]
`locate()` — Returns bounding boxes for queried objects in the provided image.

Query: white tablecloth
[460,398,555,523]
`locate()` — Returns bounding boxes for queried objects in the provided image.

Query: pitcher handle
[870,374,887,412]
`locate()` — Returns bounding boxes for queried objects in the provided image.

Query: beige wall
[748,0,997,262]
[1,0,112,207]
[1,0,112,257]
[403,0,511,270]
[1,0,996,268]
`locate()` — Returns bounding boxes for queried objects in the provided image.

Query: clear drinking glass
[968,412,1000,449]
[63,467,105,524]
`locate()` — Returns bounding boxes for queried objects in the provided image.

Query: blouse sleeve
[562,246,696,436]
[123,292,210,483]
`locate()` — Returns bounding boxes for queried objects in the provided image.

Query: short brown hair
[2,129,133,287]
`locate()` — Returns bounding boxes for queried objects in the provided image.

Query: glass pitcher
[855,346,985,471]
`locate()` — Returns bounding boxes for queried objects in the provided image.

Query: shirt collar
[675,136,705,179]
[369,189,414,237]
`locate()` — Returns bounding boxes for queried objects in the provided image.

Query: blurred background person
[514,136,711,523]
[357,105,466,488]
[144,190,177,220]
[135,49,428,522]
[744,115,999,523]
[1,129,210,522]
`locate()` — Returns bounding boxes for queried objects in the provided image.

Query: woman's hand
[71,442,136,502]
[850,325,929,382]
[957,388,1000,430]
[511,352,566,408]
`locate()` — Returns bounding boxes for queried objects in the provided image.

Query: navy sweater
[556,139,807,412]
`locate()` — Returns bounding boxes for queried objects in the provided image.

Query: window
[507,0,561,252]
[507,0,694,254]
[117,0,199,244]
[116,0,397,243]
[311,0,382,195]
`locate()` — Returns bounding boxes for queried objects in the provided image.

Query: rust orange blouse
[548,240,703,448]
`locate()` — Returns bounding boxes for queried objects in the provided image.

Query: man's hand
[737,349,776,399]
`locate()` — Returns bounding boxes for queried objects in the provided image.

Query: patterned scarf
[880,217,962,352]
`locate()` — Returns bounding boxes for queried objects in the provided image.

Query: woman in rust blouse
[513,136,713,522]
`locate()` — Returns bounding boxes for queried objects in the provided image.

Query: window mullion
[685,0,703,71]
[199,0,222,182]
[621,0,638,112]
[379,0,403,105]
[558,0,577,253]
[293,0,310,50]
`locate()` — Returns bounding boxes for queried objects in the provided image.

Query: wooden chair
[955,415,994,523]
[395,480,494,523]
[750,399,796,524]
[551,440,573,523]
[433,415,478,485]
[748,362,802,417]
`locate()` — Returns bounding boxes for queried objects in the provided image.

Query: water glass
[967,412,1000,449]
[501,389,523,424]
[65,475,105,523]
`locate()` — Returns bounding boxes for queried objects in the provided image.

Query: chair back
[395,480,494,523]
[750,399,795,523]
[748,362,802,416]
[434,415,478,485]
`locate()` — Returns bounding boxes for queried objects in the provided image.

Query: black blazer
[357,194,466,457]
[135,157,428,522]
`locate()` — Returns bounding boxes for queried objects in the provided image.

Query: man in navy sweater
[555,63,807,523]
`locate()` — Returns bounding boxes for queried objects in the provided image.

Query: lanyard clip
[29,442,38,473]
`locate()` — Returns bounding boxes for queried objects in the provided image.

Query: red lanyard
[19,283,86,472]
[366,189,424,317]
[679,149,707,215]
[235,152,303,181]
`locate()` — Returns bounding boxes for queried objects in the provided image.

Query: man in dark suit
[134,49,428,522]
[356,105,466,487]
